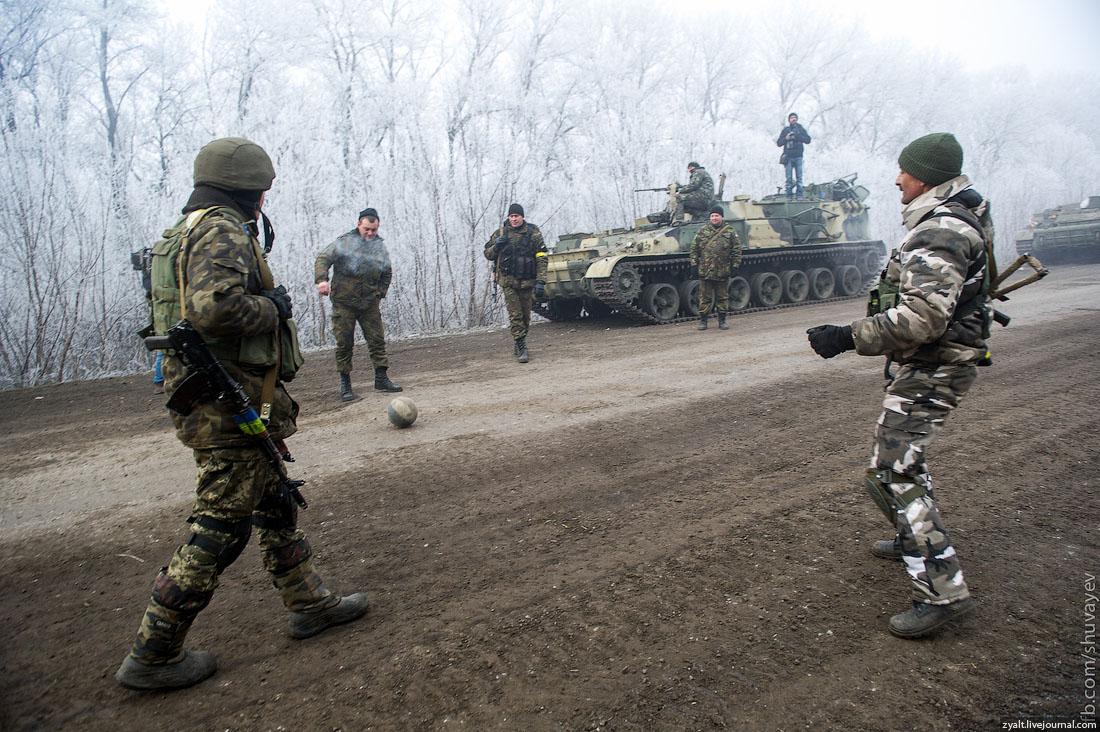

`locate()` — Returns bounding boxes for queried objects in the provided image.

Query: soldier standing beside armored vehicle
[115,138,368,691]
[690,204,742,331]
[484,203,547,363]
[806,132,988,639]
[315,208,402,401]
[777,113,811,199]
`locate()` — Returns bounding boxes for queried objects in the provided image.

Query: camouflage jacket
[162,203,298,449]
[679,167,714,209]
[851,175,989,365]
[690,222,742,280]
[484,222,548,288]
[314,231,393,307]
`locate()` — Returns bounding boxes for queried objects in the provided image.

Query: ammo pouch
[866,275,899,316]
[497,241,536,280]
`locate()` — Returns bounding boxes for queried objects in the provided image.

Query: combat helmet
[193,137,276,191]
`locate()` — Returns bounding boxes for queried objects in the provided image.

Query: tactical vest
[867,199,991,331]
[150,207,302,381]
[497,226,537,280]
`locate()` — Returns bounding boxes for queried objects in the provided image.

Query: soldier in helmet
[115,138,368,691]
[484,203,547,363]
[807,132,988,639]
[314,208,402,401]
[690,204,742,331]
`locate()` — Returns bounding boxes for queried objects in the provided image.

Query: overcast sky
[684,0,1100,75]
[166,0,1099,76]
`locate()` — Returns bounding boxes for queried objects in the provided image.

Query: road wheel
[807,267,835,299]
[833,264,862,296]
[678,280,700,316]
[780,270,809,303]
[727,276,750,311]
[749,271,782,307]
[859,248,884,277]
[641,282,680,321]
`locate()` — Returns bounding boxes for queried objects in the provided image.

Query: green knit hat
[898,133,963,186]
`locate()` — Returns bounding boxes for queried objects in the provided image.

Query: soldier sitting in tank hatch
[646,162,715,224]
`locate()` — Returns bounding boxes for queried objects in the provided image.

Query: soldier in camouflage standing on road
[690,204,742,331]
[484,203,548,363]
[116,138,368,691]
[315,208,402,400]
[807,132,990,638]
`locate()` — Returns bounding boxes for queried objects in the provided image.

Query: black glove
[534,280,547,301]
[495,233,509,248]
[806,324,855,359]
[262,285,293,321]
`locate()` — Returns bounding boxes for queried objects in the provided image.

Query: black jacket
[776,123,811,159]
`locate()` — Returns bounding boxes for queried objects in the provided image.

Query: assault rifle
[145,320,307,522]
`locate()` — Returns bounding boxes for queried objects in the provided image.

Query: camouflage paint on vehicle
[538,174,886,324]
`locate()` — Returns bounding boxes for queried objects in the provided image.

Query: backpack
[149,207,303,382]
[150,208,220,337]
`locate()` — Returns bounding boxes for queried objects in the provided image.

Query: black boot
[374,367,402,392]
[515,338,529,363]
[698,314,708,331]
[888,598,976,639]
[339,373,358,401]
[718,311,728,330]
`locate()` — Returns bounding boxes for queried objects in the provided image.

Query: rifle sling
[250,237,279,420]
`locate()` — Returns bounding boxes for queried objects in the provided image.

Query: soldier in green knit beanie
[806,131,992,640]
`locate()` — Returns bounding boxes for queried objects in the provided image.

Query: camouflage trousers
[503,284,534,340]
[869,362,977,605]
[331,300,388,372]
[698,279,728,314]
[163,447,310,595]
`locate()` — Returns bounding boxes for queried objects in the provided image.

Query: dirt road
[1,264,1097,731]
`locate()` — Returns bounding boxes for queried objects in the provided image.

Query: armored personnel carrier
[1015,196,1100,264]
[536,174,885,324]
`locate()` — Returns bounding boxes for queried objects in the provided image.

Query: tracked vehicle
[536,174,886,324]
[1015,196,1100,264]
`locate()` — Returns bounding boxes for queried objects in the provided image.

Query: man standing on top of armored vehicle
[806,132,989,639]
[484,203,547,363]
[777,113,811,199]
[115,137,368,691]
[691,204,742,331]
[676,162,715,221]
[315,208,402,401]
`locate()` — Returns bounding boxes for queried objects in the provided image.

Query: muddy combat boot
[267,540,370,639]
[718,312,728,330]
[515,337,529,363]
[116,582,217,691]
[374,367,402,392]
[888,598,976,639]
[871,536,903,560]
[698,314,708,331]
[339,373,358,402]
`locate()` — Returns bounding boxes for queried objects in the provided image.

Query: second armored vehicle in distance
[1015,196,1100,264]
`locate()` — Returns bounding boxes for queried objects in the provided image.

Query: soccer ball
[387,396,418,428]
